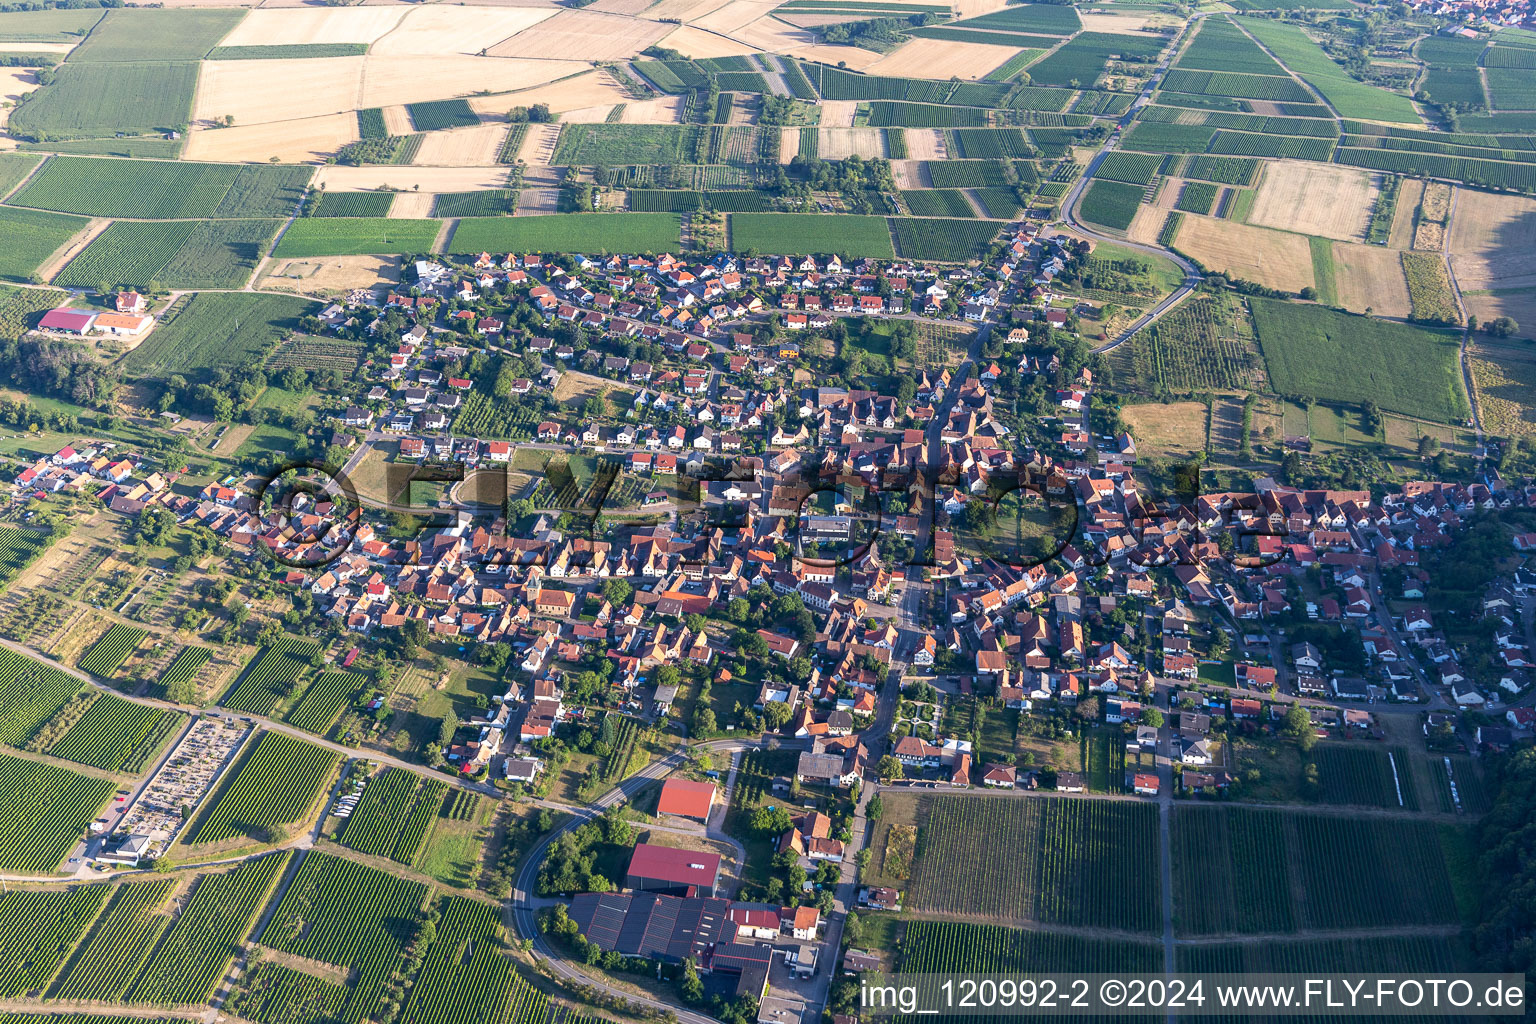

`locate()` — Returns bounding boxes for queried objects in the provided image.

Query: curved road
[1057,22,1207,354]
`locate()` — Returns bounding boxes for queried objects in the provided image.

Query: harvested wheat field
[1388,177,1424,250]
[1125,205,1168,245]
[515,122,562,164]
[1332,241,1412,318]
[388,191,436,218]
[184,113,358,163]
[642,0,733,21]
[372,6,554,55]
[196,57,364,125]
[653,23,759,58]
[0,42,75,54]
[819,100,858,128]
[691,0,778,34]
[470,70,630,116]
[869,37,1022,79]
[786,43,883,69]
[1448,189,1536,290]
[315,165,510,192]
[216,7,407,46]
[1420,181,1452,222]
[729,15,815,53]
[381,105,412,135]
[1471,337,1536,435]
[590,0,653,13]
[412,123,507,165]
[1246,160,1377,242]
[618,95,685,124]
[1175,215,1314,293]
[818,127,885,159]
[1153,176,1185,211]
[489,9,670,59]
[260,255,400,296]
[560,104,620,123]
[903,129,948,159]
[361,55,585,108]
[0,68,37,125]
[1079,11,1157,31]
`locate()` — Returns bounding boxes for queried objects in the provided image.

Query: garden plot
[1246,160,1378,242]
[360,56,588,109]
[488,9,671,59]
[183,113,358,164]
[1175,214,1315,294]
[371,6,554,55]
[868,36,1022,79]
[195,56,365,126]
[214,6,407,47]
[315,165,509,193]
[1332,240,1412,318]
[411,123,507,166]
[818,127,886,159]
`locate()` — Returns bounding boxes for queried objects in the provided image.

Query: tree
[1488,315,1519,338]
[750,806,793,836]
[679,958,704,1004]
[602,577,633,607]
[876,755,903,781]
[1142,707,1164,729]
[165,676,198,706]
[762,700,793,730]
[1073,695,1101,724]
[438,709,459,749]
[867,794,883,820]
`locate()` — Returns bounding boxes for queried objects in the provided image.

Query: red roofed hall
[38,308,96,334]
[625,842,722,897]
[656,777,717,822]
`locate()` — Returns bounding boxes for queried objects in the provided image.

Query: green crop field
[0,525,54,591]
[128,853,290,1003]
[76,622,147,678]
[1171,807,1461,934]
[1162,68,1313,102]
[9,62,198,141]
[1185,154,1260,184]
[50,879,175,1001]
[1207,129,1335,160]
[1120,289,1260,391]
[552,124,703,165]
[1239,17,1422,123]
[0,8,105,41]
[0,152,41,198]
[0,885,109,996]
[0,752,113,871]
[951,127,1035,159]
[273,218,439,257]
[68,8,242,61]
[313,191,395,218]
[1312,745,1421,809]
[1402,251,1462,325]
[892,217,1001,260]
[123,292,317,380]
[1176,180,1220,214]
[209,43,369,59]
[1028,32,1166,88]
[187,731,340,845]
[1176,16,1286,74]
[925,159,1010,187]
[1095,151,1163,185]
[907,796,1161,931]
[899,920,1161,975]
[628,188,704,212]
[285,670,359,735]
[868,101,986,127]
[0,205,85,283]
[449,213,682,255]
[338,768,448,865]
[1080,178,1144,230]
[399,896,534,1024]
[972,186,1024,219]
[950,4,1081,34]
[11,157,308,219]
[432,189,516,217]
[232,961,348,1024]
[1336,147,1536,192]
[0,646,81,746]
[1250,296,1468,423]
[1123,121,1218,153]
[55,220,196,291]
[222,636,321,716]
[1422,67,1486,107]
[407,98,479,131]
[264,851,426,1022]
[902,189,977,217]
[1486,66,1536,109]
[1180,935,1472,984]
[730,213,894,258]
[51,692,178,773]
[151,646,212,699]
